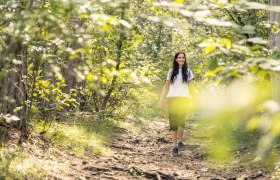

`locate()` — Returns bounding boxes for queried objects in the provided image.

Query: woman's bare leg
[170,130,177,146]
[177,127,184,142]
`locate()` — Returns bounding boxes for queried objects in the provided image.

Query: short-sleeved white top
[166,69,194,98]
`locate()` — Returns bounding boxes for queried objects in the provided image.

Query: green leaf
[209,59,218,70]
[219,74,232,84]
[241,25,256,34]
[79,13,89,19]
[250,66,259,74]
[247,116,260,131]
[257,70,267,77]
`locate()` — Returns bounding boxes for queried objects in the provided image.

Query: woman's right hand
[159,80,170,109]
[158,99,164,109]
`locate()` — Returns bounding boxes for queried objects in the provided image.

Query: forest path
[55,117,270,180]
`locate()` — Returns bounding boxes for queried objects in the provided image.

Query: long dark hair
[170,52,188,83]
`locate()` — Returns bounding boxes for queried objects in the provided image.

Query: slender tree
[269,0,280,104]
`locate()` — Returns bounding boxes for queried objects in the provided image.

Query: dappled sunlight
[45,122,113,156]
[12,154,69,178]
[0,145,71,179]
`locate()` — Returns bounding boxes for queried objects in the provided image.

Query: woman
[159,52,194,156]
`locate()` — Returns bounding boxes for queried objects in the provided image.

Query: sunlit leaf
[204,44,216,54]
[174,0,184,4]
[5,115,20,123]
[178,10,193,17]
[86,74,93,81]
[205,18,232,27]
[120,20,132,29]
[13,106,23,113]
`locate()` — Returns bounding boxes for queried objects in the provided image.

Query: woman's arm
[159,80,170,108]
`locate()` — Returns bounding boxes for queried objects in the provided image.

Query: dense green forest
[0,0,280,179]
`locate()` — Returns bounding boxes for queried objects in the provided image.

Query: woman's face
[176,53,185,66]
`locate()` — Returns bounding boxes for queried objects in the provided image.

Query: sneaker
[172,146,179,156]
[178,142,186,151]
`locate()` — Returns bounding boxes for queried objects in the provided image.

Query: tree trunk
[63,55,79,93]
[63,19,83,94]
[269,0,280,104]
[269,0,280,52]
[19,45,29,140]
[0,1,34,140]
[0,42,29,139]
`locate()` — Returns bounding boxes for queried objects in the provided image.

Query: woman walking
[159,52,194,156]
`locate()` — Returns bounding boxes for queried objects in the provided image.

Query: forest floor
[2,116,274,179]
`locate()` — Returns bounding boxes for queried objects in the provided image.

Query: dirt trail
[57,117,270,180]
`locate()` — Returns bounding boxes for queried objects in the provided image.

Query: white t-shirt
[166,69,194,98]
